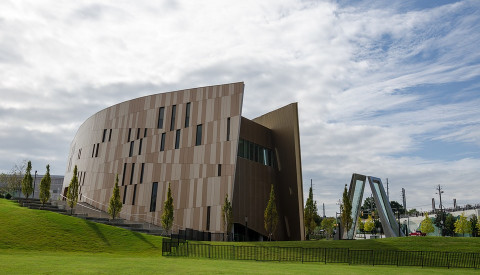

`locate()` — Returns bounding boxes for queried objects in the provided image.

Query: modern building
[62,82,304,241]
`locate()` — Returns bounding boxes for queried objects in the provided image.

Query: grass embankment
[1,198,480,274]
[0,198,162,254]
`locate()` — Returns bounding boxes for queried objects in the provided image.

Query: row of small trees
[0,160,52,206]
[418,212,480,237]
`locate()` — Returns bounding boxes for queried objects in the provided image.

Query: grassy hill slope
[0,199,163,254]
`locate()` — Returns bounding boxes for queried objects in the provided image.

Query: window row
[157,102,191,131]
[121,162,145,186]
[157,103,231,142]
[238,138,275,167]
[127,127,148,142]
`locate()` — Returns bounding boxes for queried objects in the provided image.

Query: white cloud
[0,0,479,216]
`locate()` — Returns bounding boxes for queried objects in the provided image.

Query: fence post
[421,251,424,268]
[324,248,327,264]
[348,249,351,265]
[187,242,189,257]
[446,252,449,269]
[208,244,211,258]
[373,250,375,266]
[302,248,304,263]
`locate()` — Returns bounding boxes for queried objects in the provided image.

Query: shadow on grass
[85,220,111,246]
[132,231,158,249]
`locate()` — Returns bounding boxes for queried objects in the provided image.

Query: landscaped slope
[0,199,163,254]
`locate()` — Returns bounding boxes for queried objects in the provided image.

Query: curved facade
[63,82,304,240]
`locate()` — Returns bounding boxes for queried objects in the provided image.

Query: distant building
[0,174,64,200]
[62,82,304,241]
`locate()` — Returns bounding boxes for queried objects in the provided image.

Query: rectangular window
[102,129,107,142]
[227,117,230,141]
[128,128,132,142]
[249,141,254,160]
[144,128,147,137]
[195,124,202,146]
[206,206,211,231]
[150,182,158,212]
[122,163,127,186]
[123,186,127,204]
[92,144,95,157]
[129,141,134,157]
[157,107,165,129]
[140,163,145,184]
[95,143,99,157]
[160,133,166,151]
[185,102,191,128]
[130,163,135,185]
[254,144,259,162]
[138,138,143,155]
[137,128,140,139]
[218,164,222,176]
[238,139,244,158]
[83,172,86,185]
[132,184,137,205]
[170,105,176,131]
[78,148,82,159]
[175,129,181,149]
[108,129,112,141]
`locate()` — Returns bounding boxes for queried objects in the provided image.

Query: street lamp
[33,170,37,198]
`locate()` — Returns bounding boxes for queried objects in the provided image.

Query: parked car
[409,231,426,236]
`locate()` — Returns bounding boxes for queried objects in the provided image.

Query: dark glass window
[158,107,165,129]
[92,144,95,157]
[122,163,127,186]
[130,163,135,185]
[227,117,230,141]
[137,128,140,139]
[195,124,202,146]
[129,141,134,157]
[185,102,191,128]
[128,128,132,142]
[175,129,181,149]
[150,182,158,212]
[238,139,244,158]
[206,206,211,231]
[123,186,127,204]
[218,164,221,176]
[140,163,145,184]
[132,184,137,205]
[170,105,176,131]
[138,138,143,155]
[249,141,254,160]
[160,133,166,151]
[102,129,107,142]
[144,128,147,137]
[108,129,112,141]
[95,143,99,157]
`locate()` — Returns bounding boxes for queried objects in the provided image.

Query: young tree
[357,217,364,232]
[364,215,375,233]
[321,217,336,239]
[390,201,405,214]
[304,185,318,239]
[444,213,456,236]
[454,213,471,237]
[470,214,478,237]
[477,219,480,235]
[67,165,79,214]
[108,174,122,220]
[340,185,353,238]
[264,184,278,241]
[39,164,51,206]
[420,213,435,235]
[21,161,33,199]
[161,182,174,234]
[221,194,233,240]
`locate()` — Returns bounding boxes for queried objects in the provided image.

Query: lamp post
[33,170,37,198]
[245,216,248,242]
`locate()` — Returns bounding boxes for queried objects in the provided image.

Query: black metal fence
[162,239,480,269]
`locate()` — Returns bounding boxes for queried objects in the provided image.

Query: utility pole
[402,188,408,235]
[323,203,326,218]
[436,185,445,236]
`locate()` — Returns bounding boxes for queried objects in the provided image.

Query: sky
[1,0,479,216]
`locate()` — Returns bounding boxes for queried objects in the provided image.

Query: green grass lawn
[1,198,479,274]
